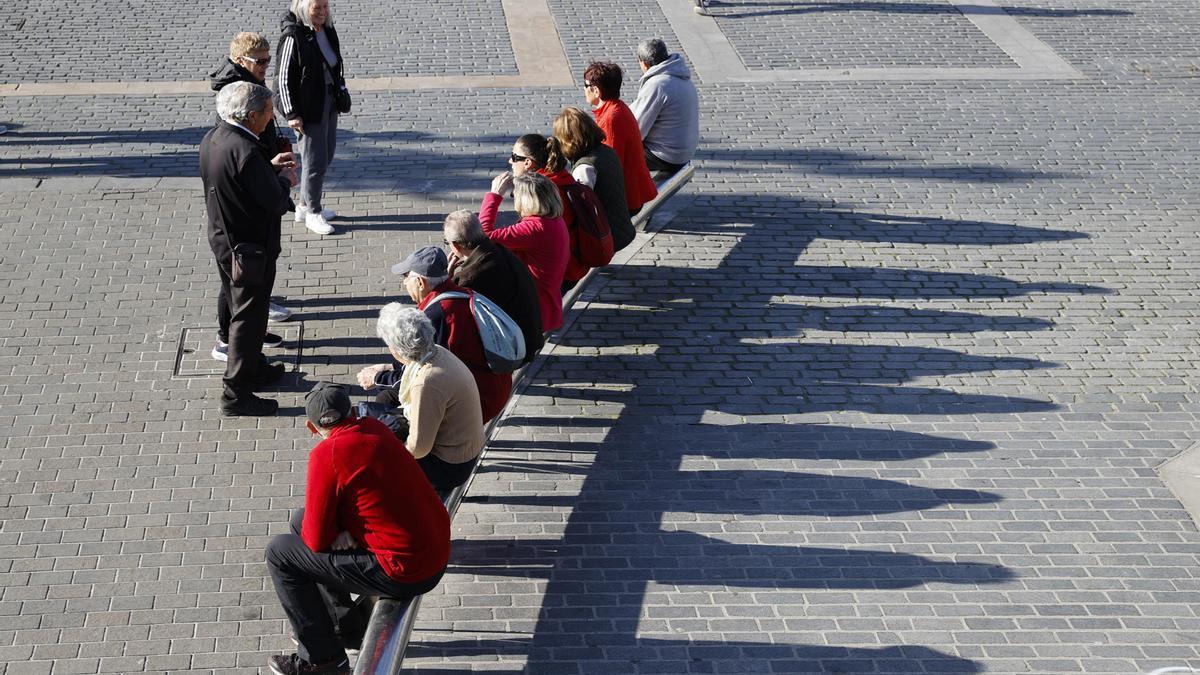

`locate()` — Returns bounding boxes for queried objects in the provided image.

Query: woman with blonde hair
[478,171,569,332]
[553,106,636,253]
[276,0,346,236]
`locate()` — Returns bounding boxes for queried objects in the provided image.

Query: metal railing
[353,162,695,674]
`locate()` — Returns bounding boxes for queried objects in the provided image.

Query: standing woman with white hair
[276,0,347,236]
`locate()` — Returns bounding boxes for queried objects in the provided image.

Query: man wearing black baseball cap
[265,382,450,675]
[357,245,513,424]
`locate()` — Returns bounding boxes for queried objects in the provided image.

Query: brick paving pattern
[2,0,1200,674]
[709,0,1016,69]
[4,0,516,82]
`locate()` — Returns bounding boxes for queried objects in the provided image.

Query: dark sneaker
[220,392,279,417]
[268,653,350,675]
[253,362,287,387]
[290,635,359,657]
[263,332,284,348]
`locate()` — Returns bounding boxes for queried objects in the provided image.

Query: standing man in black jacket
[201,81,298,416]
[209,31,296,346]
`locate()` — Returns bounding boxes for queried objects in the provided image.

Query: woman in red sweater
[509,133,592,291]
[584,61,657,214]
[479,170,569,332]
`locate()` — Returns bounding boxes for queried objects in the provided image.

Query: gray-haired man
[631,39,701,180]
[200,81,298,416]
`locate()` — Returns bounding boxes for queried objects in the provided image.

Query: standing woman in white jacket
[276,0,346,235]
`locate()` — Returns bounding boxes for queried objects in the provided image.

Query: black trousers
[266,509,445,664]
[643,149,686,183]
[216,258,276,396]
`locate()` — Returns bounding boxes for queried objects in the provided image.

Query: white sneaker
[304,212,335,235]
[268,302,293,322]
[296,204,337,222]
[212,341,229,362]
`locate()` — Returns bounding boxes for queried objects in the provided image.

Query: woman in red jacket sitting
[583,61,657,214]
[508,134,593,292]
[479,171,570,333]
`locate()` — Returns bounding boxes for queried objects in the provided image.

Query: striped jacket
[274,11,344,122]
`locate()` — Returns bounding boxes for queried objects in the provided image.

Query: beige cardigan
[405,345,484,465]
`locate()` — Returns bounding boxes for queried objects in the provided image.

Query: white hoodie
[630,53,701,165]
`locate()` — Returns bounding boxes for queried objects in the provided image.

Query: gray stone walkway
[2,1,1200,674]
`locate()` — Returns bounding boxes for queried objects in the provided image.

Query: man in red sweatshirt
[265,382,450,675]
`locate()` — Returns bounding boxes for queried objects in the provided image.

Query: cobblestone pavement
[2,1,1200,674]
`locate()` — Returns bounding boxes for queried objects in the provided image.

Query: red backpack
[560,181,614,268]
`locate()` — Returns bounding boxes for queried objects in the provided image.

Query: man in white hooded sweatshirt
[630,39,701,181]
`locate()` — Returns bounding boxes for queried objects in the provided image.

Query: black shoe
[263,332,284,348]
[268,653,350,675]
[220,392,279,417]
[253,362,287,387]
[291,634,360,657]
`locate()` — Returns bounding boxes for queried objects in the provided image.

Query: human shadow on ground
[455,532,1013,589]
[2,129,1075,197]
[412,190,1081,671]
[696,147,1078,183]
[704,0,1131,20]
[467,470,1001,517]
[404,642,983,674]
[557,305,1054,349]
[485,422,994,463]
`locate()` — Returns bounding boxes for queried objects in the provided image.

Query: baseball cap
[390,246,448,277]
[305,381,351,428]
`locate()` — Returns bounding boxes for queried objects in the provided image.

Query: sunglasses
[509,152,529,163]
[241,56,271,65]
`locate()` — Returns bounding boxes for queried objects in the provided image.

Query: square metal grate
[173,323,304,377]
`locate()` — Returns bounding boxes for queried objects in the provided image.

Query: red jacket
[539,168,589,283]
[419,280,513,423]
[301,417,450,582]
[594,99,657,212]
[479,191,569,331]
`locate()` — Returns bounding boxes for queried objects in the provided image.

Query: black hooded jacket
[275,12,344,123]
[208,59,283,157]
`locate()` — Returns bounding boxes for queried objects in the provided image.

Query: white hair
[443,210,486,247]
[216,81,272,124]
[412,273,449,287]
[291,0,334,28]
[377,303,435,362]
[637,39,668,67]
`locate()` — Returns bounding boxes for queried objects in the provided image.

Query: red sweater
[593,99,657,212]
[479,191,569,331]
[301,417,450,582]
[419,280,513,423]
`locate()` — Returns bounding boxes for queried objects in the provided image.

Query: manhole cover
[173,323,304,377]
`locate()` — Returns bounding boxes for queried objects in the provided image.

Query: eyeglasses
[583,81,595,88]
[240,56,271,65]
[509,152,529,163]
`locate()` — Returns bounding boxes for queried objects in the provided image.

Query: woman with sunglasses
[479,170,569,333]
[583,61,657,216]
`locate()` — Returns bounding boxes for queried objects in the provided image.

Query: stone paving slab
[710,0,1017,69]
[2,0,1200,674]
[4,0,516,82]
